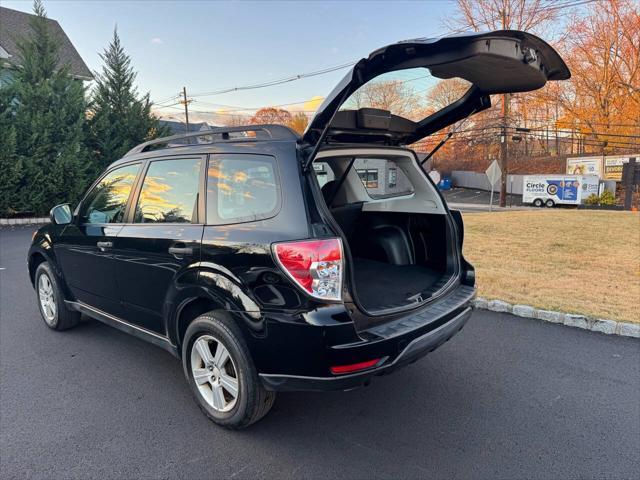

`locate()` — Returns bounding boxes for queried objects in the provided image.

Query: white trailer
[522,175,600,207]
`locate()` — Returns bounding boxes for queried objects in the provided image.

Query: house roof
[159,120,211,135]
[0,7,93,80]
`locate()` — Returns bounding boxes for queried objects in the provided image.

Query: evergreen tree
[88,29,168,173]
[0,79,22,215]
[6,0,89,214]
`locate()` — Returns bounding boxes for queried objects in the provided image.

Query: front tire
[182,314,276,429]
[533,198,544,207]
[35,262,79,331]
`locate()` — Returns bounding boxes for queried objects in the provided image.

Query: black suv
[28,31,569,428]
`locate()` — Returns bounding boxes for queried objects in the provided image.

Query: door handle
[168,246,193,257]
[97,241,113,250]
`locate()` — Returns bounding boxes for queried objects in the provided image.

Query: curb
[473,297,639,338]
[0,217,49,226]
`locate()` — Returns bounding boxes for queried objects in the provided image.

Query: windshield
[340,67,472,122]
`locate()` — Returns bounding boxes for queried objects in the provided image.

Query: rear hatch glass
[340,67,471,123]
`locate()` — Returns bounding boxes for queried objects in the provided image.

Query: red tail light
[330,358,381,375]
[273,238,343,301]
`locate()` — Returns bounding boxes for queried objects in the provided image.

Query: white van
[522,175,600,207]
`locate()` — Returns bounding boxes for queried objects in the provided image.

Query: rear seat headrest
[321,181,338,205]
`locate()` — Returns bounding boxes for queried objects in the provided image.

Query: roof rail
[125,124,299,157]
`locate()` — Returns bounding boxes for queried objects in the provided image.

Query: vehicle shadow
[67,315,511,478]
[228,332,501,478]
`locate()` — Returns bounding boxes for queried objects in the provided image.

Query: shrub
[584,193,600,205]
[598,190,616,206]
[584,191,616,207]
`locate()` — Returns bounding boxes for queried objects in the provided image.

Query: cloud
[150,38,163,45]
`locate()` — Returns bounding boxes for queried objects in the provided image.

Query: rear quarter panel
[198,141,323,317]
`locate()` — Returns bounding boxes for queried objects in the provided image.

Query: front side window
[134,158,202,223]
[207,155,280,224]
[79,163,140,224]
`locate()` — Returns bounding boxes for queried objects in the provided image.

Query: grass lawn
[462,210,640,323]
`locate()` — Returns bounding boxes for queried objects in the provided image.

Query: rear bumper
[259,305,472,392]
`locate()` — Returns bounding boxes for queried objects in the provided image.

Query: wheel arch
[28,244,63,285]
[174,296,223,349]
[28,252,47,286]
[167,261,269,347]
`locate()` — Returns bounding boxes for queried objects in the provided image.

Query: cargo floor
[352,258,443,311]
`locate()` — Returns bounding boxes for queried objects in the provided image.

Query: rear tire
[545,199,555,208]
[182,313,276,429]
[35,262,80,331]
[533,198,544,207]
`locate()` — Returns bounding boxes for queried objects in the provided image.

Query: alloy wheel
[190,335,239,412]
[38,273,57,325]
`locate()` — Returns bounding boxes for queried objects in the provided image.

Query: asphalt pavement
[1,226,639,479]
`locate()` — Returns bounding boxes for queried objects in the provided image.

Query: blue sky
[3,0,458,120]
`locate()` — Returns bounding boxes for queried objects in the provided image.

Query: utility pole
[180,86,191,133]
[555,94,560,155]
[499,7,509,207]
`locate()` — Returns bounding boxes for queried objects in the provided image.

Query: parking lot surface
[1,226,638,479]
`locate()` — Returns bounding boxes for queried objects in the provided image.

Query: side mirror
[50,204,73,225]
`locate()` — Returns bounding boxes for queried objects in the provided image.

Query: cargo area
[332,208,455,312]
[314,149,457,314]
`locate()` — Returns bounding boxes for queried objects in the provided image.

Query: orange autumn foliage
[557,0,639,153]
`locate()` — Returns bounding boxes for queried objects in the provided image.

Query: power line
[192,98,315,111]
[538,0,602,12]
[154,94,180,105]
[152,1,602,105]
[512,118,639,128]
[520,127,640,139]
[187,60,357,98]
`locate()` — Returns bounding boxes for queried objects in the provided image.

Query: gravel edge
[474,297,639,338]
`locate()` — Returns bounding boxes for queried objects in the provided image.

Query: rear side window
[206,154,280,224]
[355,158,413,198]
[134,158,202,223]
[313,162,335,188]
[79,163,140,224]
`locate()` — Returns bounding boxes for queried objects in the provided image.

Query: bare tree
[347,80,421,119]
[445,1,566,205]
[287,112,309,134]
[250,107,293,125]
[445,0,562,37]
[221,114,250,127]
[424,78,472,113]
